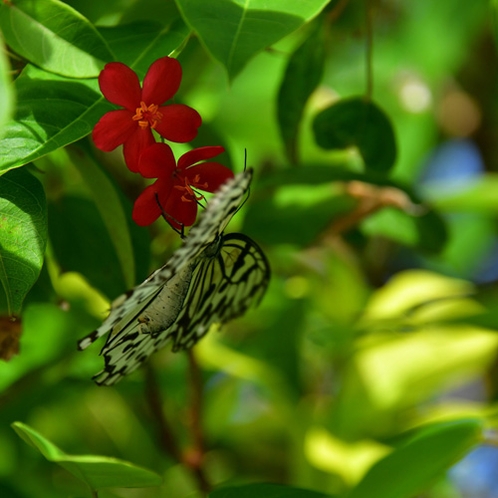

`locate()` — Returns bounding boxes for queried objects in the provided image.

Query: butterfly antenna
[234,149,251,215]
[154,193,185,238]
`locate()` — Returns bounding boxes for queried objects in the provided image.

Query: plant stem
[144,363,182,462]
[365,0,374,100]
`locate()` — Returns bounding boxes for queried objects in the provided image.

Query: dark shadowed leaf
[210,483,334,498]
[278,20,325,163]
[313,97,397,174]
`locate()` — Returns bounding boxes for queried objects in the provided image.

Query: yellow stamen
[132,101,163,129]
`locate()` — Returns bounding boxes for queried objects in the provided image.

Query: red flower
[132,143,234,228]
[92,57,202,172]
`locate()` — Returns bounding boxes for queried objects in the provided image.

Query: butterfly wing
[170,232,271,351]
[78,170,256,385]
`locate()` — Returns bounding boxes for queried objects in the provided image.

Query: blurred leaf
[175,0,329,79]
[0,35,15,139]
[347,419,483,498]
[313,98,397,174]
[0,168,47,315]
[68,146,135,289]
[0,0,113,78]
[361,207,448,253]
[12,422,162,490]
[277,20,325,163]
[48,196,127,299]
[210,482,333,498]
[98,18,191,77]
[0,64,111,173]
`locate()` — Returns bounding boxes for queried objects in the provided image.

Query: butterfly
[78,169,270,386]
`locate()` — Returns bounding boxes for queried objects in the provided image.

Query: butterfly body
[78,170,270,385]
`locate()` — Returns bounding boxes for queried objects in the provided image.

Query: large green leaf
[98,18,191,78]
[0,64,110,174]
[277,20,325,163]
[12,422,162,490]
[0,168,47,315]
[313,98,397,175]
[175,0,329,79]
[0,35,15,139]
[210,483,334,498]
[347,419,483,498]
[0,0,114,78]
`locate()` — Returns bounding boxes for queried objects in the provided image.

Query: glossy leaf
[12,422,162,490]
[175,0,329,79]
[0,64,111,173]
[0,35,15,139]
[0,0,113,78]
[0,168,47,315]
[278,20,325,163]
[347,419,483,498]
[313,97,397,174]
[210,483,333,498]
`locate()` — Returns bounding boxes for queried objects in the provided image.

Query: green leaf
[175,0,329,79]
[0,168,47,315]
[0,35,15,139]
[12,422,162,490]
[98,18,191,78]
[277,20,325,163]
[68,146,135,290]
[313,97,397,174]
[48,196,128,299]
[210,483,334,498]
[0,64,110,173]
[0,0,114,78]
[347,419,483,498]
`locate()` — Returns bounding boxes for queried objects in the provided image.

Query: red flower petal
[99,62,141,111]
[142,57,182,105]
[154,104,202,143]
[132,183,163,226]
[185,163,234,193]
[122,128,156,172]
[92,110,136,151]
[159,186,199,227]
[178,146,225,170]
[137,143,176,179]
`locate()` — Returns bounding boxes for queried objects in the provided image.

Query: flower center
[132,101,163,130]
[173,173,209,203]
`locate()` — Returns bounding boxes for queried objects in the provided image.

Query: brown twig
[143,359,212,494]
[144,363,182,462]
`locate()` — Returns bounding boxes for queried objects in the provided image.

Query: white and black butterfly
[78,169,270,386]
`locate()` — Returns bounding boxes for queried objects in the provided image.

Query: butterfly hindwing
[78,169,270,386]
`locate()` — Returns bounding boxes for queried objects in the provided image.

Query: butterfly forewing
[78,169,270,385]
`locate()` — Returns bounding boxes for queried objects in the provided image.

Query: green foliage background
[1,0,498,497]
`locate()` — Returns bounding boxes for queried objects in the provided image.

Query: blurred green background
[2,0,498,497]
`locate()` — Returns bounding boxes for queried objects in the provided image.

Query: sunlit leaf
[0,168,47,315]
[0,64,110,174]
[12,422,162,490]
[0,0,113,78]
[313,98,397,174]
[0,35,15,139]
[347,419,483,498]
[175,0,329,79]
